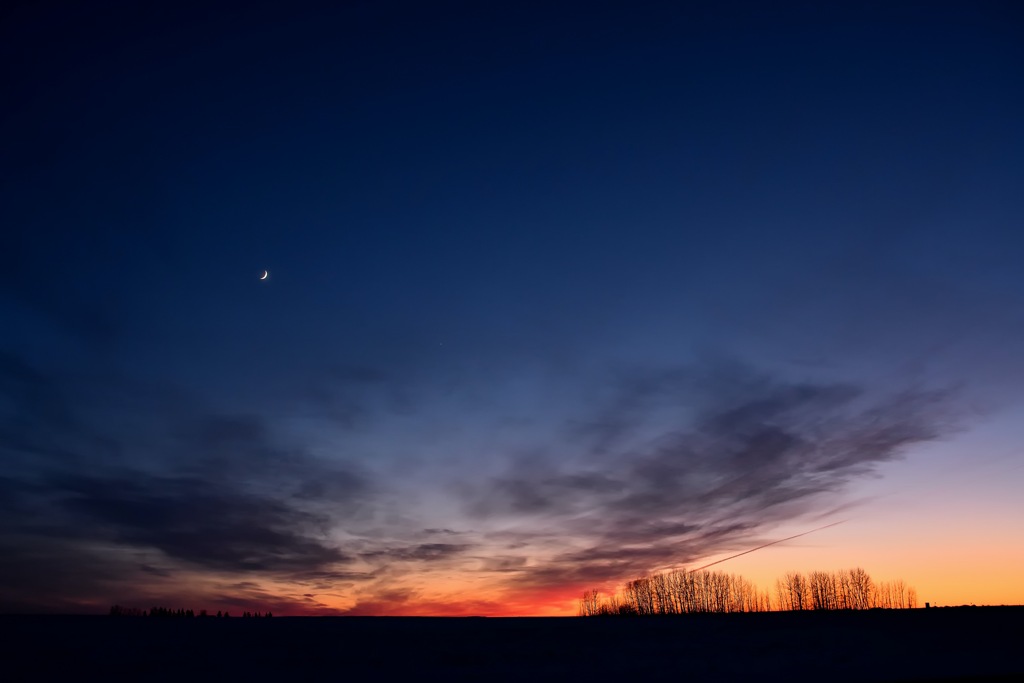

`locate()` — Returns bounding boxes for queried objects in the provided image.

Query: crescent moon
[260,270,269,280]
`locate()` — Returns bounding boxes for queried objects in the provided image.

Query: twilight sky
[2,1,1023,615]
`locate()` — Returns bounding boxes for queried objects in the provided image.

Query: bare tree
[578,589,601,617]
[846,567,873,610]
[776,577,791,611]
[579,566,915,617]
[873,578,918,609]
[651,573,674,615]
[625,577,656,615]
[810,571,839,610]
[779,572,810,611]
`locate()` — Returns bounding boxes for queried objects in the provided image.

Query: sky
[2,1,1023,615]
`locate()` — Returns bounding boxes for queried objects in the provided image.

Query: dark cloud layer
[55,473,350,573]
[0,341,963,613]
[0,351,373,611]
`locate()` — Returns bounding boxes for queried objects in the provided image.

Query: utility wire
[688,520,848,573]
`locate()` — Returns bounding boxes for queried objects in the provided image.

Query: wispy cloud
[462,362,960,594]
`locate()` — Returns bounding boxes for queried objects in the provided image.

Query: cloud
[205,582,346,616]
[0,534,129,613]
[477,555,528,573]
[464,362,960,592]
[53,473,352,573]
[0,351,380,611]
[169,413,370,506]
[359,543,474,563]
[0,349,965,614]
[139,564,173,578]
[338,588,507,617]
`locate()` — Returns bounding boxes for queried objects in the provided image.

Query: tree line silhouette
[579,567,918,616]
[109,605,273,618]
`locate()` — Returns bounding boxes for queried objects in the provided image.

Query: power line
[688,520,848,573]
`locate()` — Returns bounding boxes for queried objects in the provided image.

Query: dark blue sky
[2,1,1023,614]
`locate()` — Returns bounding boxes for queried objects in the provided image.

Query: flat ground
[1,607,1020,681]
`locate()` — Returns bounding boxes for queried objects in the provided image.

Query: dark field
[1,607,1021,682]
